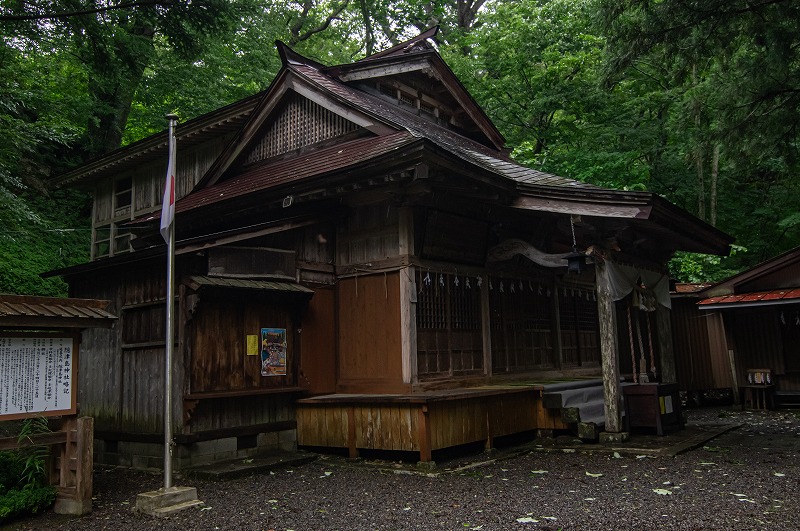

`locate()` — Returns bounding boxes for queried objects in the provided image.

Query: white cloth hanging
[605,261,671,309]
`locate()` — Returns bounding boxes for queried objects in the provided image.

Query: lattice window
[245,93,359,165]
[558,286,600,367]
[416,271,483,378]
[490,278,555,373]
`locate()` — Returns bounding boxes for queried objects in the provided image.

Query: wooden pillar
[481,272,492,376]
[656,304,676,383]
[417,404,432,463]
[595,261,622,433]
[399,208,415,384]
[54,416,93,515]
[551,280,563,369]
[346,406,359,459]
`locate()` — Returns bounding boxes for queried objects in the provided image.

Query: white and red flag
[160,126,176,243]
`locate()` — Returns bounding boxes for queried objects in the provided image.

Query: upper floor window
[114,176,132,217]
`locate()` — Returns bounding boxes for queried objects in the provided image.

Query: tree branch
[0,0,176,22]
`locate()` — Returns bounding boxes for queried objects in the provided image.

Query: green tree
[2,0,254,158]
[599,0,800,266]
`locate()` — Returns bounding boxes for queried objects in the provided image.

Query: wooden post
[417,404,432,463]
[54,416,93,515]
[551,280,563,369]
[656,304,676,383]
[480,271,492,377]
[346,406,358,459]
[595,261,622,433]
[399,208,415,384]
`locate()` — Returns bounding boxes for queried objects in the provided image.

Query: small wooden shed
[48,28,732,466]
[693,246,800,405]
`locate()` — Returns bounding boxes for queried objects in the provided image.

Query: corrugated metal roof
[172,132,419,215]
[0,295,116,328]
[698,288,800,309]
[187,276,314,294]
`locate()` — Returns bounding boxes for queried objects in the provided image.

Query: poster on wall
[260,328,287,376]
[0,337,75,420]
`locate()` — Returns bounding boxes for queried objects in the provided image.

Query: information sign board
[0,336,76,420]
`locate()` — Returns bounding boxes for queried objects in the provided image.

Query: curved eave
[513,185,734,256]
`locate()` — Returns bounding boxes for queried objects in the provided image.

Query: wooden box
[623,383,683,435]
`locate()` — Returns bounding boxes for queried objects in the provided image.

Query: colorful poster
[260,328,287,376]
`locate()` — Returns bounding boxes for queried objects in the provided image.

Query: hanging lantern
[566,215,586,274]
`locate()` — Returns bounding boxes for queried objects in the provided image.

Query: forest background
[1,0,798,296]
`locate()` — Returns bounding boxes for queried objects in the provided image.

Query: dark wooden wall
[69,259,177,433]
[337,273,407,393]
[672,298,716,391]
[298,286,337,395]
[188,298,295,393]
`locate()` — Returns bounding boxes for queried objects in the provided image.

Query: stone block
[599,431,630,444]
[278,429,297,452]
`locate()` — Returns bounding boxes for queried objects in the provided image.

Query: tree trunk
[83,27,156,157]
[360,0,376,56]
[692,63,706,221]
[710,143,720,226]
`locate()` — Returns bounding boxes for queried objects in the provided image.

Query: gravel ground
[6,405,800,531]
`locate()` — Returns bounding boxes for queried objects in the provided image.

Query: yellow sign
[246,335,259,356]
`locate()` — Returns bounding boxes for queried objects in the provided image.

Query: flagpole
[163,114,178,490]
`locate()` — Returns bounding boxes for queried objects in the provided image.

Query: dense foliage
[0,418,57,523]
[1,0,798,294]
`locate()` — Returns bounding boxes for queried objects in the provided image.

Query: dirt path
[6,406,800,530]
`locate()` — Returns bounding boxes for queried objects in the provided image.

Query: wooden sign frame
[0,332,79,421]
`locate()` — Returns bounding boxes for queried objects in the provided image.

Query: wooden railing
[0,416,93,515]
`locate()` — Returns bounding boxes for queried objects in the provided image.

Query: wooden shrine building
[48,28,732,467]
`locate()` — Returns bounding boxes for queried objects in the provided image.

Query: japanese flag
[160,134,176,243]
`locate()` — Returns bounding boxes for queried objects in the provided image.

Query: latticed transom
[245,92,360,165]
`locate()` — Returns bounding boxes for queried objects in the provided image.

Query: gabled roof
[357,26,440,60]
[178,42,596,218]
[699,245,800,300]
[171,132,421,217]
[53,29,735,266]
[325,27,506,151]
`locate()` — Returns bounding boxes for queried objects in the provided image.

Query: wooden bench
[741,369,773,410]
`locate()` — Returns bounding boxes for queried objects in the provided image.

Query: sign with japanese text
[0,336,76,420]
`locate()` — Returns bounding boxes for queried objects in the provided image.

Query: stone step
[136,486,201,516]
[153,499,205,517]
[543,383,605,409]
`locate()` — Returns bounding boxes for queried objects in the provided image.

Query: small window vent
[208,247,296,280]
